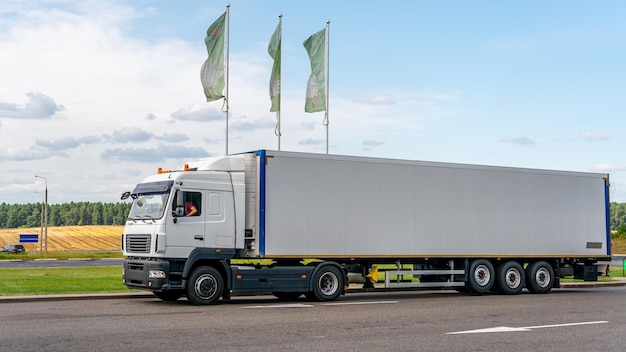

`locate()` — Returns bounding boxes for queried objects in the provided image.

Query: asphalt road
[1,287,625,352]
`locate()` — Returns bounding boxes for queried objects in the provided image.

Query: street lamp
[35,175,48,254]
[34,191,44,253]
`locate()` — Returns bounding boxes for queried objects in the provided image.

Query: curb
[1,280,624,304]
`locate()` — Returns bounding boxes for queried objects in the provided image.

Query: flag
[268,21,281,112]
[303,28,326,112]
[200,12,226,102]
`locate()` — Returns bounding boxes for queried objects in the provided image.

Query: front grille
[125,234,151,253]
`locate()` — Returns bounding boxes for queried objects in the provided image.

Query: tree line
[0,202,131,229]
[1,201,626,230]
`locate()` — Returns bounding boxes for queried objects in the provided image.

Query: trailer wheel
[526,261,554,294]
[186,266,223,305]
[153,290,184,302]
[496,261,525,295]
[310,265,343,301]
[468,260,495,293]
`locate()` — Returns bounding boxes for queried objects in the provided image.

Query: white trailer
[121,150,611,305]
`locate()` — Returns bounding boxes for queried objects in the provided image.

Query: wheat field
[0,226,123,252]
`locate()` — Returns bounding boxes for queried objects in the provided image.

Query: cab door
[165,190,205,257]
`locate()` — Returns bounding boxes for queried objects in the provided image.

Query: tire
[468,260,495,293]
[186,266,224,305]
[526,261,554,294]
[496,261,525,295]
[272,292,304,301]
[310,265,344,301]
[153,290,184,302]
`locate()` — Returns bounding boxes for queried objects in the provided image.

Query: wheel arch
[182,248,234,290]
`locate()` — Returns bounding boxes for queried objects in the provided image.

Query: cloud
[590,163,625,172]
[155,133,189,142]
[298,138,324,146]
[353,96,396,105]
[171,106,224,122]
[362,140,385,147]
[145,113,157,121]
[100,144,210,163]
[299,121,317,131]
[35,135,101,151]
[498,136,535,146]
[231,118,275,132]
[106,127,154,143]
[0,92,64,119]
[0,146,67,160]
[581,131,608,141]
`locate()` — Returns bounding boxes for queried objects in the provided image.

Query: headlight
[149,270,166,279]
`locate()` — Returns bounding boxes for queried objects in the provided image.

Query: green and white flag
[268,20,281,112]
[303,28,326,113]
[200,12,226,102]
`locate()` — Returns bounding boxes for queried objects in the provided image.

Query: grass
[0,266,130,296]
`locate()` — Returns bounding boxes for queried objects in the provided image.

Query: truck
[121,150,611,305]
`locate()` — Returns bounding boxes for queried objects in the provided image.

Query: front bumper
[123,258,178,291]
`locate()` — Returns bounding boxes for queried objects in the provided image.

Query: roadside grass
[0,267,129,296]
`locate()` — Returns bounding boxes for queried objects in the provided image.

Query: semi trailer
[121,150,611,305]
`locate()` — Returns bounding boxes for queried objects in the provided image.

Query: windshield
[127,181,174,220]
[128,193,169,220]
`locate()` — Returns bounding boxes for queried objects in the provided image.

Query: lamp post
[34,191,44,254]
[35,175,48,254]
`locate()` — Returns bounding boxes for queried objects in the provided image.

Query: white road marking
[447,320,609,335]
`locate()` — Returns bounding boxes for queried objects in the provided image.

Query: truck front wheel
[186,266,224,305]
[468,260,495,293]
[309,265,344,301]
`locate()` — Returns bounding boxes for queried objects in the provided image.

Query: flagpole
[324,20,330,154]
[223,3,230,155]
[276,14,282,151]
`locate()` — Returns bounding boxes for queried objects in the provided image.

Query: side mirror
[120,191,131,200]
[173,189,185,218]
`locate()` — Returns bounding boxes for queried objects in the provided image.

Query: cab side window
[173,191,202,216]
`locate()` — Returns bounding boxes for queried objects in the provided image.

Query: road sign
[19,234,39,243]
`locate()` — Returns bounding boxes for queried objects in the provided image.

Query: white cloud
[0,92,64,119]
[591,163,625,172]
[353,96,396,105]
[581,131,608,141]
[498,136,535,146]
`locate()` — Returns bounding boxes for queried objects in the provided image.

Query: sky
[1,0,625,205]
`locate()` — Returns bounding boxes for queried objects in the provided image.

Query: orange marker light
[184,163,190,171]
